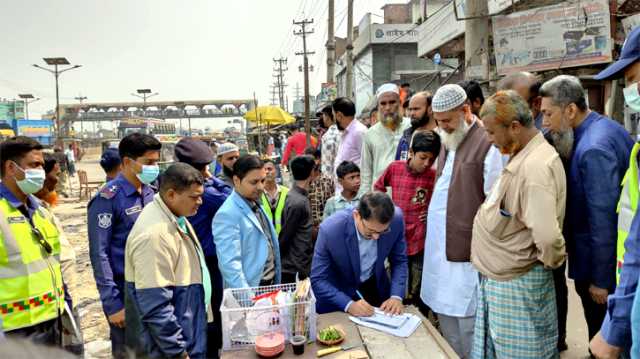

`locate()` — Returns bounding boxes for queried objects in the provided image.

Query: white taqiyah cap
[217,142,239,156]
[431,84,468,113]
[376,83,400,99]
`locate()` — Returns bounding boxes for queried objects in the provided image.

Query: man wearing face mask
[395,91,436,161]
[0,137,65,347]
[87,133,161,358]
[589,26,640,359]
[359,83,411,194]
[540,75,634,353]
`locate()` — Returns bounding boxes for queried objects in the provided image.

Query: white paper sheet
[348,312,422,338]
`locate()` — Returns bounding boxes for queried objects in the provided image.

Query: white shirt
[420,145,503,317]
[65,148,75,163]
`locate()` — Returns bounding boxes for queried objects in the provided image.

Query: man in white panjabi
[420,84,503,359]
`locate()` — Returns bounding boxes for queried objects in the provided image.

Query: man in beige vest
[420,84,503,359]
[471,90,566,358]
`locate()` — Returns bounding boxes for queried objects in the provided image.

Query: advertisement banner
[492,0,612,75]
[18,126,51,136]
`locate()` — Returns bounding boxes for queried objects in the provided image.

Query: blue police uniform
[87,173,155,357]
[187,176,231,357]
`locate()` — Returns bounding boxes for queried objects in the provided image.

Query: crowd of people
[4,26,640,359]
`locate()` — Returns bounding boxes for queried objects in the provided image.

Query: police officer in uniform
[174,137,231,358]
[87,133,161,358]
[0,136,65,346]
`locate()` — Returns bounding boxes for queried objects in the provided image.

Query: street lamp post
[131,88,158,109]
[18,94,40,120]
[33,57,82,141]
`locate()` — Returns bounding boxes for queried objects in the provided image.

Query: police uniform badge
[99,185,119,199]
[97,213,112,229]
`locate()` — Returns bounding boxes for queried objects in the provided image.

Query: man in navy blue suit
[310,192,408,316]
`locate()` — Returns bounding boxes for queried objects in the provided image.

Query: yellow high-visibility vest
[616,143,640,284]
[260,186,289,235]
[0,198,64,332]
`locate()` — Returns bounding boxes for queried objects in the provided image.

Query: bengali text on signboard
[492,0,612,75]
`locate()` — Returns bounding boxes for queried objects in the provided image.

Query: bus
[117,118,176,138]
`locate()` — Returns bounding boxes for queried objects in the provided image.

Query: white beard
[436,119,470,151]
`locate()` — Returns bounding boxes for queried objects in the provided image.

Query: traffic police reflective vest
[260,186,289,235]
[0,198,64,332]
[617,143,640,284]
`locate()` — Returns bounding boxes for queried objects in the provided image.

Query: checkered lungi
[471,265,559,359]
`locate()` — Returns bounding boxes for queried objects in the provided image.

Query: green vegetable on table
[319,326,342,341]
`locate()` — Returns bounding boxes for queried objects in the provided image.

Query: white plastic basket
[220,283,317,351]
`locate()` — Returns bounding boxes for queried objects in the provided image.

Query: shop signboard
[492,0,612,75]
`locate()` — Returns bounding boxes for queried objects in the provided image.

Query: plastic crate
[220,283,317,351]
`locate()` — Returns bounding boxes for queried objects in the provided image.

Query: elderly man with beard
[395,91,436,161]
[420,84,503,359]
[471,91,567,359]
[540,75,634,351]
[359,83,411,194]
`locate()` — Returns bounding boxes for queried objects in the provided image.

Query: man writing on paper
[310,192,408,316]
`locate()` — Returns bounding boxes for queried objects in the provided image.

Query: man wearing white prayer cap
[358,83,410,194]
[420,84,503,359]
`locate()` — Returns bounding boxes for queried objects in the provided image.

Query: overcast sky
[0,0,394,122]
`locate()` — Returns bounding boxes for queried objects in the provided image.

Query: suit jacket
[565,112,633,290]
[310,208,408,314]
[213,191,281,288]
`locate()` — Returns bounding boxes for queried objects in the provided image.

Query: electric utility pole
[273,57,288,109]
[326,0,336,84]
[464,0,490,81]
[345,0,354,98]
[270,84,278,106]
[294,18,314,146]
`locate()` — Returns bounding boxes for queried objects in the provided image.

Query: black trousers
[358,275,383,307]
[205,255,224,359]
[553,262,568,345]
[574,280,608,341]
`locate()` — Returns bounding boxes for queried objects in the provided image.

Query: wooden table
[221,306,459,359]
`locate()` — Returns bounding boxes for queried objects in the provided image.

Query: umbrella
[243,106,295,125]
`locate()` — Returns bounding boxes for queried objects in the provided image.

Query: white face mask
[623,82,640,112]
[12,161,46,194]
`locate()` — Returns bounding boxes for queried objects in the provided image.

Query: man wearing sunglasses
[0,137,65,347]
[311,192,408,316]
